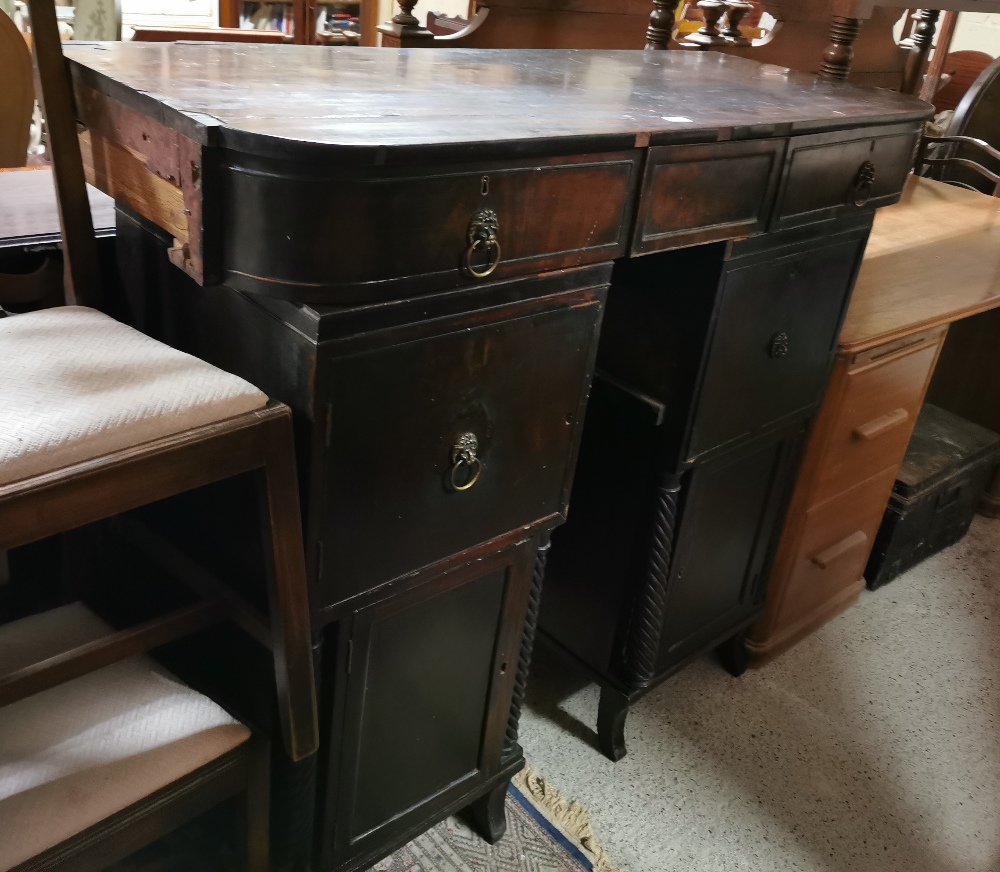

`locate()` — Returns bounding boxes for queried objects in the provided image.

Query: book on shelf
[239,1,293,34]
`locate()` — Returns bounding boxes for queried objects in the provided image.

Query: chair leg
[256,411,319,762]
[245,739,272,872]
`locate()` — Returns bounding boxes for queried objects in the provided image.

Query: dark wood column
[645,0,681,50]
[819,15,862,80]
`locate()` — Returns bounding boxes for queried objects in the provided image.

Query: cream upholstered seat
[0,306,268,487]
[0,603,251,871]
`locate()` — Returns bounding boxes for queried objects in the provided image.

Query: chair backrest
[939,55,1000,196]
[932,50,993,114]
[25,0,105,308]
[916,134,1000,198]
[0,10,33,169]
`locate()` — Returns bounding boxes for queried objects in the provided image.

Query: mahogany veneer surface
[62,45,929,157]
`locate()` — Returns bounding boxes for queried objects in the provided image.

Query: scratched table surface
[64,44,931,159]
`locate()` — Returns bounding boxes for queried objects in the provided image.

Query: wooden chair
[931,50,993,114]
[916,57,1000,197]
[0,9,33,168]
[0,0,320,864]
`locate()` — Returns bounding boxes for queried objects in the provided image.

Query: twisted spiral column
[502,535,550,760]
[625,472,682,690]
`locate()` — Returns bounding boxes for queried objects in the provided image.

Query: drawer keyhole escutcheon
[853,160,877,207]
[770,332,790,359]
[463,208,502,280]
[449,432,483,492]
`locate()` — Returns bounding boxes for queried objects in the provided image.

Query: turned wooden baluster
[685,0,728,48]
[720,0,753,46]
[901,9,941,96]
[645,0,681,50]
[378,0,433,46]
[819,15,862,81]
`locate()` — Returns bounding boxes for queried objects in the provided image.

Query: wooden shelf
[220,0,374,44]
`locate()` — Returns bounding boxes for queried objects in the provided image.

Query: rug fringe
[513,764,628,872]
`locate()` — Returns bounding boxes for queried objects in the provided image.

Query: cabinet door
[688,235,865,460]
[657,427,802,670]
[326,543,532,868]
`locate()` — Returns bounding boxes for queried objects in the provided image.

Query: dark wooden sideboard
[59,43,928,867]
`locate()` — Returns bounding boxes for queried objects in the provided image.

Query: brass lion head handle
[854,161,877,207]
[449,432,483,491]
[463,209,502,280]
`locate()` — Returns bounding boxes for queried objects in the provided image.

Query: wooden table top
[63,45,930,160]
[841,176,1000,353]
[0,167,115,251]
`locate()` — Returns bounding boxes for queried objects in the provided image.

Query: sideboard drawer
[632,139,785,255]
[772,125,918,230]
[316,292,604,608]
[814,331,943,502]
[222,152,639,301]
[687,234,865,460]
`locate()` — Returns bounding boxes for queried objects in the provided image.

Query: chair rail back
[26,0,104,308]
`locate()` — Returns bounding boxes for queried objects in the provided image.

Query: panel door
[326,543,533,868]
[657,426,803,671]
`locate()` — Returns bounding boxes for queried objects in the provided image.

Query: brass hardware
[770,332,790,359]
[449,432,483,491]
[853,160,877,207]
[463,208,502,279]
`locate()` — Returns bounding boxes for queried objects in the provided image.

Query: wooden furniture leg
[597,686,630,762]
[244,739,272,872]
[465,781,509,845]
[256,412,320,763]
[819,15,862,81]
[718,629,749,677]
[902,9,941,96]
[645,0,681,50]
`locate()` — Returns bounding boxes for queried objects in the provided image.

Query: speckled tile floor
[520,515,1000,872]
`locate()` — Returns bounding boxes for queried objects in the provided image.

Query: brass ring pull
[450,455,483,491]
[464,237,502,280]
[449,432,483,491]
[463,208,501,280]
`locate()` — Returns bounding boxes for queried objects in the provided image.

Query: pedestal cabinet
[541,216,875,759]
[61,41,928,866]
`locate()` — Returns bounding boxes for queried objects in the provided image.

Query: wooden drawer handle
[853,408,909,441]
[811,531,868,570]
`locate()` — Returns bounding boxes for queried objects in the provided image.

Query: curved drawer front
[772,124,919,230]
[814,331,943,503]
[687,233,866,460]
[317,291,605,609]
[632,139,785,254]
[221,152,639,302]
